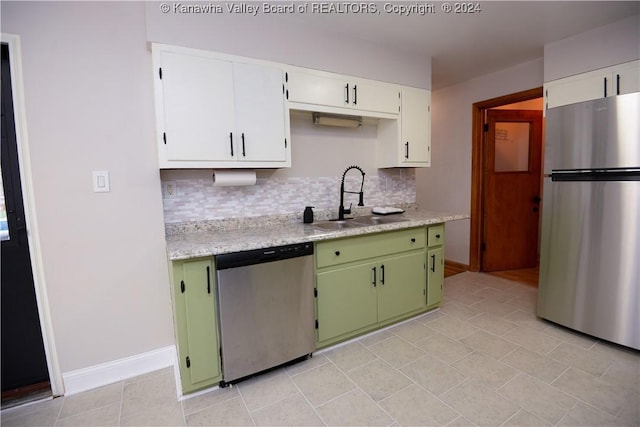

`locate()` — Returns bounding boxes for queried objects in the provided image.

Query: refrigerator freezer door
[544,92,640,173]
[537,178,640,350]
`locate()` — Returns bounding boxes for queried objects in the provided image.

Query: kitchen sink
[352,215,409,226]
[313,220,362,231]
[313,215,409,231]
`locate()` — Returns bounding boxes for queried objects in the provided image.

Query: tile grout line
[117,381,124,427]
[283,366,328,426]
[235,381,258,427]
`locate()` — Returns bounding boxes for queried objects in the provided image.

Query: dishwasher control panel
[216,242,314,270]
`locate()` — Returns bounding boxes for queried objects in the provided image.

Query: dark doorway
[1,42,51,407]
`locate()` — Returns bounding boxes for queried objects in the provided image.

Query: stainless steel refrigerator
[537,92,640,350]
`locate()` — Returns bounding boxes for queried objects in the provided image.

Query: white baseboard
[62,345,176,396]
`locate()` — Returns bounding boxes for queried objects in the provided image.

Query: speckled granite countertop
[165,209,469,261]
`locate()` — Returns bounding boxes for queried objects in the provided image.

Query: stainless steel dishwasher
[215,242,315,384]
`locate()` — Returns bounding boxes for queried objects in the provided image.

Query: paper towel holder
[212,169,257,187]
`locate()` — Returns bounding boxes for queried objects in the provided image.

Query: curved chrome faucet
[338,165,365,220]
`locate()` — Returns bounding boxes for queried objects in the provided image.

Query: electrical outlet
[163,181,177,199]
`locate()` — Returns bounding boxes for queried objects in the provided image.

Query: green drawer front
[316,228,426,268]
[427,224,445,247]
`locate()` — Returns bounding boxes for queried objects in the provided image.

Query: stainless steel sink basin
[312,220,363,231]
[313,215,409,231]
[351,215,409,226]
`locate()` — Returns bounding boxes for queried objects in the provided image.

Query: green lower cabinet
[316,263,378,343]
[427,246,444,307]
[377,251,427,322]
[315,249,427,348]
[172,258,222,394]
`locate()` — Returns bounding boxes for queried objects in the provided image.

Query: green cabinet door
[427,246,444,307]
[316,262,378,343]
[173,258,221,394]
[377,251,427,322]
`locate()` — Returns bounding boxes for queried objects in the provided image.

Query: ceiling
[290,1,639,89]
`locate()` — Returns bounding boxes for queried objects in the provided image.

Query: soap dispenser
[303,206,314,224]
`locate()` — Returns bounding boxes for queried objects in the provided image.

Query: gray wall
[416,58,545,265]
[1,1,429,377]
[544,14,640,81]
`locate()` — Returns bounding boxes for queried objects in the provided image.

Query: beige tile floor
[2,272,639,426]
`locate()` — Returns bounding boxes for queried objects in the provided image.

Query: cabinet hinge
[483,123,489,132]
[159,67,163,80]
[180,280,185,293]
[314,288,317,297]
[185,356,191,368]
[163,132,167,145]
[315,319,318,329]
[219,347,223,365]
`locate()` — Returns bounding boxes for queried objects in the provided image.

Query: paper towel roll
[212,170,257,187]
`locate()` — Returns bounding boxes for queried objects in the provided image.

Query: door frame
[469,87,543,272]
[1,33,64,396]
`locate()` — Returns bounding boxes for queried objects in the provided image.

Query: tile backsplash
[161,169,415,224]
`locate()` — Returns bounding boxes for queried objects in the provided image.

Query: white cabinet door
[613,61,640,96]
[352,78,400,115]
[287,70,348,108]
[545,60,640,109]
[545,70,609,109]
[161,52,235,162]
[233,63,287,162]
[400,88,430,165]
[287,69,400,115]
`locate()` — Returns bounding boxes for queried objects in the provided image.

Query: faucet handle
[344,203,352,214]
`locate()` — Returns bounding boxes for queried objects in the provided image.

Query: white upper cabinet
[233,63,288,163]
[545,60,639,109]
[286,68,400,116]
[400,88,431,165]
[153,44,290,168]
[377,87,431,168]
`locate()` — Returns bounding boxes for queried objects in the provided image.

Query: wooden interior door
[482,109,542,272]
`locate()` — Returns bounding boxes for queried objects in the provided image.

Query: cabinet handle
[616,74,620,95]
[431,254,436,272]
[380,264,385,285]
[372,266,376,286]
[405,141,409,159]
[335,250,340,256]
[436,234,441,239]
[345,83,349,104]
[353,85,358,105]
[229,132,234,157]
[206,266,211,294]
[241,133,246,157]
[411,238,416,243]
[604,77,608,97]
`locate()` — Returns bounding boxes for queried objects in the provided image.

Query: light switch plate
[92,171,110,193]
